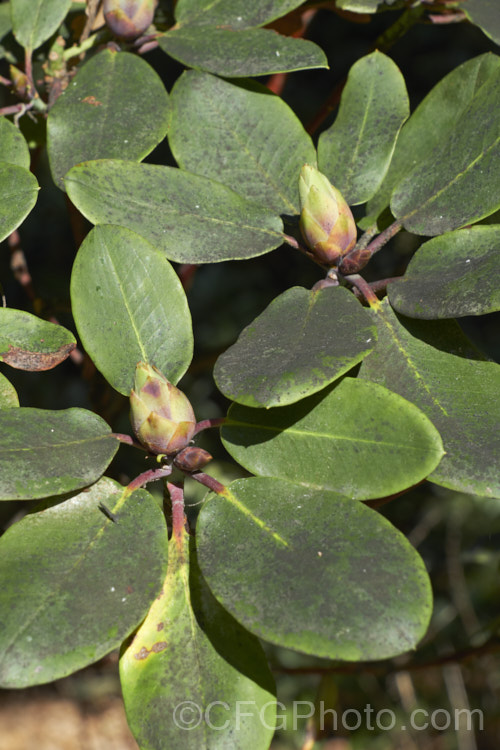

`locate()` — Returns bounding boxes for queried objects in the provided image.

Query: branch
[167,479,186,538]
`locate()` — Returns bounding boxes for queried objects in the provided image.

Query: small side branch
[341,273,380,308]
[127,466,172,493]
[193,418,225,436]
[189,472,227,496]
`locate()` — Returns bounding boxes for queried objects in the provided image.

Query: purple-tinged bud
[103,0,157,40]
[130,362,195,455]
[299,165,357,267]
[173,446,213,473]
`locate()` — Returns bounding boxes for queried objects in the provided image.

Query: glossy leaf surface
[214,286,377,408]
[197,477,432,660]
[0,116,30,168]
[158,27,328,78]
[47,50,170,189]
[318,51,408,205]
[121,527,276,750]
[169,71,315,214]
[0,478,168,687]
[11,0,72,50]
[71,225,193,395]
[0,408,119,500]
[0,162,38,243]
[388,226,500,318]
[174,0,305,28]
[65,160,284,263]
[222,377,444,499]
[359,300,500,498]
[364,53,500,227]
[0,308,76,371]
[391,65,500,235]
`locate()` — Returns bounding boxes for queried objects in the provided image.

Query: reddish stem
[193,417,225,436]
[341,273,379,308]
[189,472,227,496]
[127,466,172,493]
[363,219,403,258]
[168,480,186,537]
[112,433,148,451]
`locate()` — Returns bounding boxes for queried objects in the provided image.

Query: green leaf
[0,478,168,687]
[0,116,30,168]
[359,300,500,498]
[175,0,305,28]
[388,226,500,319]
[0,407,119,500]
[169,71,316,215]
[0,3,12,41]
[11,0,72,50]
[464,0,500,45]
[364,53,500,228]
[197,477,432,660]
[221,377,444,500]
[318,51,408,206]
[0,372,19,408]
[121,527,276,750]
[47,50,170,190]
[0,308,76,371]
[65,160,284,263]
[0,162,38,243]
[391,65,500,235]
[158,27,328,78]
[71,225,193,396]
[214,286,377,408]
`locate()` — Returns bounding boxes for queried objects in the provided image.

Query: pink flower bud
[299,165,357,267]
[130,362,195,455]
[103,0,157,40]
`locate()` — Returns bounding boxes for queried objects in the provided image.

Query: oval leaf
[158,27,328,78]
[0,478,168,687]
[359,300,500,498]
[175,0,305,28]
[0,162,38,243]
[391,66,500,235]
[388,226,500,318]
[169,71,316,215]
[71,225,193,395]
[0,407,119,500]
[0,308,76,371]
[221,377,444,500]
[318,51,409,206]
[120,526,276,750]
[214,285,377,408]
[0,372,19,409]
[47,50,170,190]
[197,477,433,660]
[0,116,30,168]
[364,53,500,228]
[11,0,72,50]
[65,160,284,263]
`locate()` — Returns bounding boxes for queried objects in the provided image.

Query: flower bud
[299,165,357,267]
[130,362,195,455]
[103,0,157,40]
[173,446,213,473]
